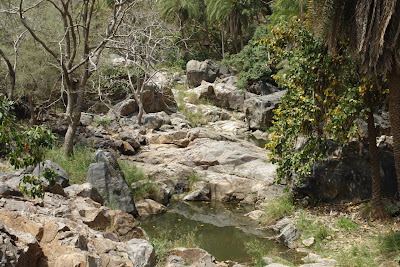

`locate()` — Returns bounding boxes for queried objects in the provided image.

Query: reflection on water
[139,200,301,264]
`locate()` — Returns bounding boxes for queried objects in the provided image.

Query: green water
[139,200,301,264]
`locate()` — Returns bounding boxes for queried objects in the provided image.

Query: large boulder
[186,60,219,88]
[136,199,167,217]
[294,140,398,203]
[109,99,139,117]
[244,90,286,130]
[87,150,137,216]
[142,72,177,114]
[213,83,245,111]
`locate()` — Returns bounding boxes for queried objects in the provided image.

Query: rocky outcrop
[87,150,137,216]
[142,72,177,114]
[0,173,154,267]
[186,60,219,88]
[248,80,280,96]
[244,90,286,130]
[294,139,398,203]
[133,128,283,204]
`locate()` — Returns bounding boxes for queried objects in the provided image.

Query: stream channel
[139,200,303,265]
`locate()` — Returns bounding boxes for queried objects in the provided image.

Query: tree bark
[366,92,387,219]
[201,0,210,45]
[389,65,400,198]
[64,81,83,157]
[0,48,15,100]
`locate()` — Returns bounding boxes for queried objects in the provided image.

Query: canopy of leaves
[264,20,368,183]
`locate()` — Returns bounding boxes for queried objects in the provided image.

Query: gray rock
[294,140,398,203]
[270,218,299,248]
[144,115,163,130]
[64,183,104,204]
[213,82,244,111]
[265,263,290,267]
[142,72,177,114]
[249,81,280,95]
[33,160,69,188]
[86,160,137,216]
[244,90,286,130]
[262,257,274,265]
[187,60,219,88]
[126,238,155,267]
[0,182,23,198]
[112,99,138,117]
[302,237,315,247]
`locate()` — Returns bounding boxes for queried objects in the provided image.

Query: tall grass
[45,145,94,184]
[261,194,295,225]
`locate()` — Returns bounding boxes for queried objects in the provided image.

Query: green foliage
[150,228,199,263]
[264,19,367,184]
[119,160,157,201]
[0,94,57,198]
[296,210,333,246]
[269,0,303,24]
[337,243,376,267]
[380,231,400,254]
[45,145,94,184]
[261,194,295,225]
[245,240,269,267]
[336,217,358,231]
[223,24,274,89]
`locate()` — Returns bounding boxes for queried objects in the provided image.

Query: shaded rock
[110,99,138,117]
[87,151,137,215]
[183,182,210,201]
[136,199,167,217]
[0,182,23,198]
[64,183,104,204]
[187,60,219,88]
[294,140,398,202]
[192,81,215,99]
[33,160,69,188]
[244,90,286,130]
[142,72,177,114]
[248,81,280,95]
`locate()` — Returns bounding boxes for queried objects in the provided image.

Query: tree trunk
[64,81,83,157]
[201,0,210,45]
[28,94,36,126]
[0,48,15,101]
[389,66,400,197]
[366,92,387,219]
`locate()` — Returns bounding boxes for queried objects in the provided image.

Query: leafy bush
[264,19,367,184]
[223,24,275,90]
[0,94,57,198]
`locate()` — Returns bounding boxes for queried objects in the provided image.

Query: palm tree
[309,0,400,219]
[159,0,200,58]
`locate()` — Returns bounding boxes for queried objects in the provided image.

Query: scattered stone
[244,210,265,221]
[168,247,217,266]
[265,263,290,267]
[0,182,23,198]
[302,237,315,247]
[136,199,167,217]
[126,238,156,267]
[262,257,274,264]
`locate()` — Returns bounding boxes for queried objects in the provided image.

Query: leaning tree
[309,0,400,218]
